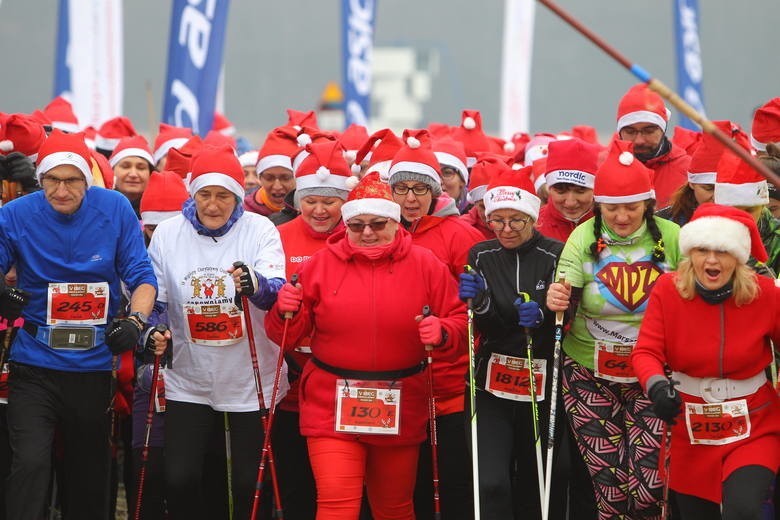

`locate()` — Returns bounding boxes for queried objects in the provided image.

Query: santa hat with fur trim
[672,126,702,156]
[594,140,654,203]
[483,163,541,220]
[750,98,780,152]
[352,128,403,180]
[432,137,469,185]
[35,130,93,187]
[0,113,47,160]
[140,171,190,225]
[525,134,556,192]
[96,117,137,153]
[468,154,508,204]
[339,124,369,163]
[341,172,401,222]
[109,135,155,169]
[256,126,306,175]
[687,121,739,185]
[153,123,193,164]
[212,112,236,137]
[294,140,356,205]
[616,83,671,133]
[188,144,245,200]
[679,203,768,264]
[713,148,769,208]
[286,109,319,130]
[544,138,599,189]
[43,97,80,133]
[387,129,443,196]
[452,110,494,166]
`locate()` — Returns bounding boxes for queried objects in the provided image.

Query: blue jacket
[0,188,157,371]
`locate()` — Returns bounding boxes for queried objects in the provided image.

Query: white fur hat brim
[484,186,541,221]
[341,198,401,223]
[679,215,750,264]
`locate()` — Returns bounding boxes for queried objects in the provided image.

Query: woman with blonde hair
[632,203,780,519]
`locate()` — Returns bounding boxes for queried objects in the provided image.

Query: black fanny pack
[311,357,426,380]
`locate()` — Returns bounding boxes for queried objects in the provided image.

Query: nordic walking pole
[659,366,676,519]
[542,273,566,520]
[248,270,299,520]
[463,265,481,519]
[421,305,442,520]
[537,0,780,189]
[234,265,285,520]
[134,324,170,520]
[518,292,546,517]
[225,412,234,520]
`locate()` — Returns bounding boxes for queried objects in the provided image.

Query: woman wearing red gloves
[266,172,467,520]
[632,203,780,519]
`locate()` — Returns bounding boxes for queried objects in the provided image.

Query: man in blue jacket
[0,130,159,519]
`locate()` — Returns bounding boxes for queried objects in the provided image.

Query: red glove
[277,283,303,314]
[417,315,443,346]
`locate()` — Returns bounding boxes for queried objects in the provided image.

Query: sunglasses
[346,220,390,233]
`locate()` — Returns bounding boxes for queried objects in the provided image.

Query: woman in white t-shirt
[147,144,287,519]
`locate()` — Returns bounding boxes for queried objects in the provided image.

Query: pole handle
[284,273,299,320]
[422,305,433,352]
[555,273,567,326]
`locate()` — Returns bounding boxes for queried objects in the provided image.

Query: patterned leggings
[562,355,665,520]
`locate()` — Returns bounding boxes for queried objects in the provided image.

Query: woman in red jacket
[273,140,353,520]
[632,203,780,519]
[266,172,467,520]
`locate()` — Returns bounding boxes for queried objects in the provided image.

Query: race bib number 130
[335,380,401,435]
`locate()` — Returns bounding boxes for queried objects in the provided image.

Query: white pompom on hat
[679,202,768,264]
[593,140,655,204]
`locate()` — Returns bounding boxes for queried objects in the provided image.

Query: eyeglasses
[619,126,662,139]
[346,220,390,233]
[260,173,294,183]
[392,184,431,196]
[486,217,531,232]
[41,176,86,189]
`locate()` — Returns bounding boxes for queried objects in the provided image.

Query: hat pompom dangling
[407,136,420,149]
[463,116,477,130]
[315,165,331,180]
[345,175,360,190]
[618,151,634,166]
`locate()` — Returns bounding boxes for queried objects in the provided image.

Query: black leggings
[674,465,774,520]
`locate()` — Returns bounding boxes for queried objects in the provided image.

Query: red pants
[307,437,419,520]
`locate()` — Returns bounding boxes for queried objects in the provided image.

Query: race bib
[335,380,401,435]
[47,282,109,325]
[155,368,166,413]
[0,363,8,404]
[594,341,637,383]
[184,303,244,346]
[485,353,546,402]
[685,400,751,446]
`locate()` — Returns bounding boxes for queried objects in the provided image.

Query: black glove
[0,281,28,321]
[232,261,259,297]
[648,379,682,424]
[105,318,143,355]
[4,152,38,191]
[0,155,8,180]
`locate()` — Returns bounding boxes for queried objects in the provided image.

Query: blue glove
[458,272,486,305]
[514,298,543,328]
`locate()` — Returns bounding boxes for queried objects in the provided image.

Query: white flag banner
[55,0,123,128]
[499,0,535,138]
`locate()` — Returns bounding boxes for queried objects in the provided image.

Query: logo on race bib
[596,261,663,311]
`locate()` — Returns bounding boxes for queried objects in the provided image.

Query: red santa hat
[212,112,236,137]
[672,126,702,156]
[524,134,556,192]
[140,171,190,225]
[341,171,400,222]
[468,154,509,204]
[452,110,494,166]
[203,130,235,149]
[294,141,357,204]
[593,140,655,203]
[290,127,336,173]
[43,97,80,133]
[188,144,245,200]
[544,138,599,189]
[96,117,137,152]
[35,130,93,187]
[483,163,541,220]
[352,128,403,180]
[750,98,780,152]
[238,150,259,168]
[570,125,601,145]
[679,203,768,264]
[427,122,452,140]
[29,110,52,130]
[616,83,670,133]
[432,137,469,185]
[109,135,155,168]
[387,129,443,196]
[153,123,193,164]
[686,120,738,185]
[90,149,113,189]
[0,113,47,160]
[286,109,319,130]
[166,147,193,180]
[83,126,97,150]
[256,126,306,175]
[713,149,769,207]
[339,124,369,163]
